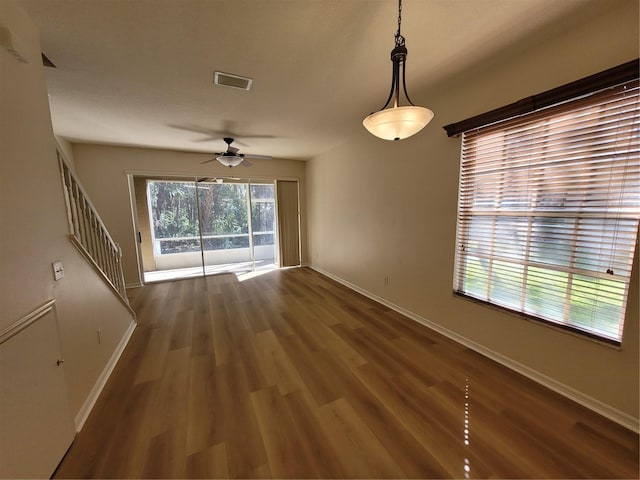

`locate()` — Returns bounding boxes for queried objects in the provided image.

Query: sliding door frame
[127,171,297,283]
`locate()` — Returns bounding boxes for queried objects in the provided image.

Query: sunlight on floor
[237,269,275,282]
[143,260,278,283]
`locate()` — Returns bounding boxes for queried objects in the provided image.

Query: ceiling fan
[201,137,272,168]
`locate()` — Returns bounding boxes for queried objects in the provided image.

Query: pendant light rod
[378,0,414,112]
[395,0,404,47]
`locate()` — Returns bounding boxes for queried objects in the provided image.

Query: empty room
[1,0,638,478]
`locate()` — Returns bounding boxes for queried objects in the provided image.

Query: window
[452,75,639,345]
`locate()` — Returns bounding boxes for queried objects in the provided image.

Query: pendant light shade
[363,105,434,141]
[363,0,433,141]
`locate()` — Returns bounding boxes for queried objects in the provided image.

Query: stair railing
[57,150,131,310]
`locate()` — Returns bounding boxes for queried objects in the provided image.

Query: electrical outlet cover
[52,261,64,280]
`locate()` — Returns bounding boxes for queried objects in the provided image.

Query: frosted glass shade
[363,105,434,140]
[216,155,243,167]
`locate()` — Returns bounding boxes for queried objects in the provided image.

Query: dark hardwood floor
[54,267,639,478]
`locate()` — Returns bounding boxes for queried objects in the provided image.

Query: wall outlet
[384,275,389,286]
[52,261,64,280]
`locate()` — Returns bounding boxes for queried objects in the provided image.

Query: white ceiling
[19,0,608,161]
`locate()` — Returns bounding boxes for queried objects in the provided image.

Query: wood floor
[54,267,639,479]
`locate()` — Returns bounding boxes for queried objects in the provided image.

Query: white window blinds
[454,79,640,344]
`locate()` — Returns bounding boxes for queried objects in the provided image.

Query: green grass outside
[461,257,624,339]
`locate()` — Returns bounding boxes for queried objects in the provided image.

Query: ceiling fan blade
[197,177,227,184]
[228,146,239,154]
[168,124,215,135]
[168,124,219,142]
[200,158,217,164]
[242,154,272,160]
[168,124,276,146]
[226,138,248,147]
[240,159,252,167]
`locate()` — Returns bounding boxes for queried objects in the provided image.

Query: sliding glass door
[143,178,277,282]
[147,180,203,279]
[198,181,252,275]
[250,183,277,270]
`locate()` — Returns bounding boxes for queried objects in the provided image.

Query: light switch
[52,261,64,280]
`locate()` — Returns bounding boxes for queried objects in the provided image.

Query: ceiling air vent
[214,71,252,91]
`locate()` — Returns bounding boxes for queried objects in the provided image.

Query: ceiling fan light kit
[201,137,271,168]
[216,154,245,167]
[363,0,433,141]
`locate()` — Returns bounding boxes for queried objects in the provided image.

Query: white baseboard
[74,320,137,432]
[309,265,639,433]
[126,281,144,289]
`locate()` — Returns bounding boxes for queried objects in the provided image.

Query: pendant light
[363,0,433,141]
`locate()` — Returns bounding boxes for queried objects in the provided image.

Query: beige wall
[0,0,135,422]
[71,144,307,285]
[307,1,639,422]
